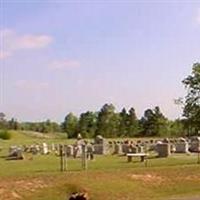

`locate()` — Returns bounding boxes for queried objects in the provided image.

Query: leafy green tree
[182,63,200,135]
[118,108,128,137]
[8,118,19,130]
[140,106,168,136]
[78,111,97,138]
[96,104,120,138]
[0,112,7,129]
[168,119,185,137]
[0,112,5,121]
[62,113,78,138]
[127,107,139,137]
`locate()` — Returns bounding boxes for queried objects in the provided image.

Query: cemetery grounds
[0,131,200,200]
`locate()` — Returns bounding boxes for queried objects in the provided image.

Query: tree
[0,112,5,122]
[168,119,185,137]
[140,106,168,137]
[78,111,97,138]
[0,112,7,129]
[62,113,78,138]
[127,107,139,137]
[96,104,120,138]
[182,63,200,135]
[8,118,19,130]
[118,108,128,137]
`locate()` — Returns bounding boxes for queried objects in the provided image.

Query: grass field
[0,131,200,200]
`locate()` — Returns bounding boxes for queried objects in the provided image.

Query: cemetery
[0,130,200,200]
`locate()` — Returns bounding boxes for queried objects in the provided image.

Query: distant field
[0,131,200,200]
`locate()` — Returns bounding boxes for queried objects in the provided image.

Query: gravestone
[113,143,122,154]
[42,143,48,155]
[66,145,74,157]
[190,137,200,152]
[156,143,171,157]
[121,140,130,154]
[175,138,189,153]
[73,137,84,158]
[86,143,94,160]
[94,135,109,155]
[7,147,24,160]
[137,145,144,153]
[128,145,138,153]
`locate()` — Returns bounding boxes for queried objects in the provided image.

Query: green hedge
[0,130,11,140]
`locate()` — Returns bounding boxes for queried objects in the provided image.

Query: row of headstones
[6,136,200,159]
[7,143,94,159]
[94,138,200,157]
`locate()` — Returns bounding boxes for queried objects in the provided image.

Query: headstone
[156,143,171,157]
[42,143,48,155]
[138,145,144,153]
[7,147,24,160]
[94,135,109,154]
[128,145,138,153]
[66,145,74,157]
[121,144,129,154]
[190,137,200,152]
[86,143,94,160]
[170,144,176,153]
[175,138,189,153]
[73,138,84,158]
[113,143,122,154]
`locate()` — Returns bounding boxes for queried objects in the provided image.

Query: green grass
[0,131,200,200]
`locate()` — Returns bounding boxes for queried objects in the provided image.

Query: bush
[0,130,11,140]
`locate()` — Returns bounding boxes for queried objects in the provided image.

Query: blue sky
[0,0,200,122]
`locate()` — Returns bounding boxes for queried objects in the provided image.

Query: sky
[0,0,200,122]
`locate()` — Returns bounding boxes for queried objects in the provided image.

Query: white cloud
[0,29,53,60]
[49,59,80,70]
[15,80,49,90]
[16,35,52,49]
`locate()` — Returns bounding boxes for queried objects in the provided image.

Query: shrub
[0,130,11,140]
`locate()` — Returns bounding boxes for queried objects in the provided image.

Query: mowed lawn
[0,131,200,200]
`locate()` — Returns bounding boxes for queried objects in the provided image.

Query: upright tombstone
[30,145,38,155]
[190,137,200,152]
[86,143,94,160]
[113,143,122,155]
[129,144,138,153]
[94,135,109,155]
[73,134,84,158]
[66,145,74,157]
[137,145,144,153]
[121,140,130,154]
[156,143,171,158]
[175,138,189,153]
[42,143,49,155]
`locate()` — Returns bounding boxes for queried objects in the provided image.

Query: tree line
[0,105,186,138]
[0,62,199,138]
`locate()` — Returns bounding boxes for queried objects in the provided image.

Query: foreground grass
[0,131,200,200]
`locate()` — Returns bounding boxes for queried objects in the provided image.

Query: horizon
[1,1,200,122]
